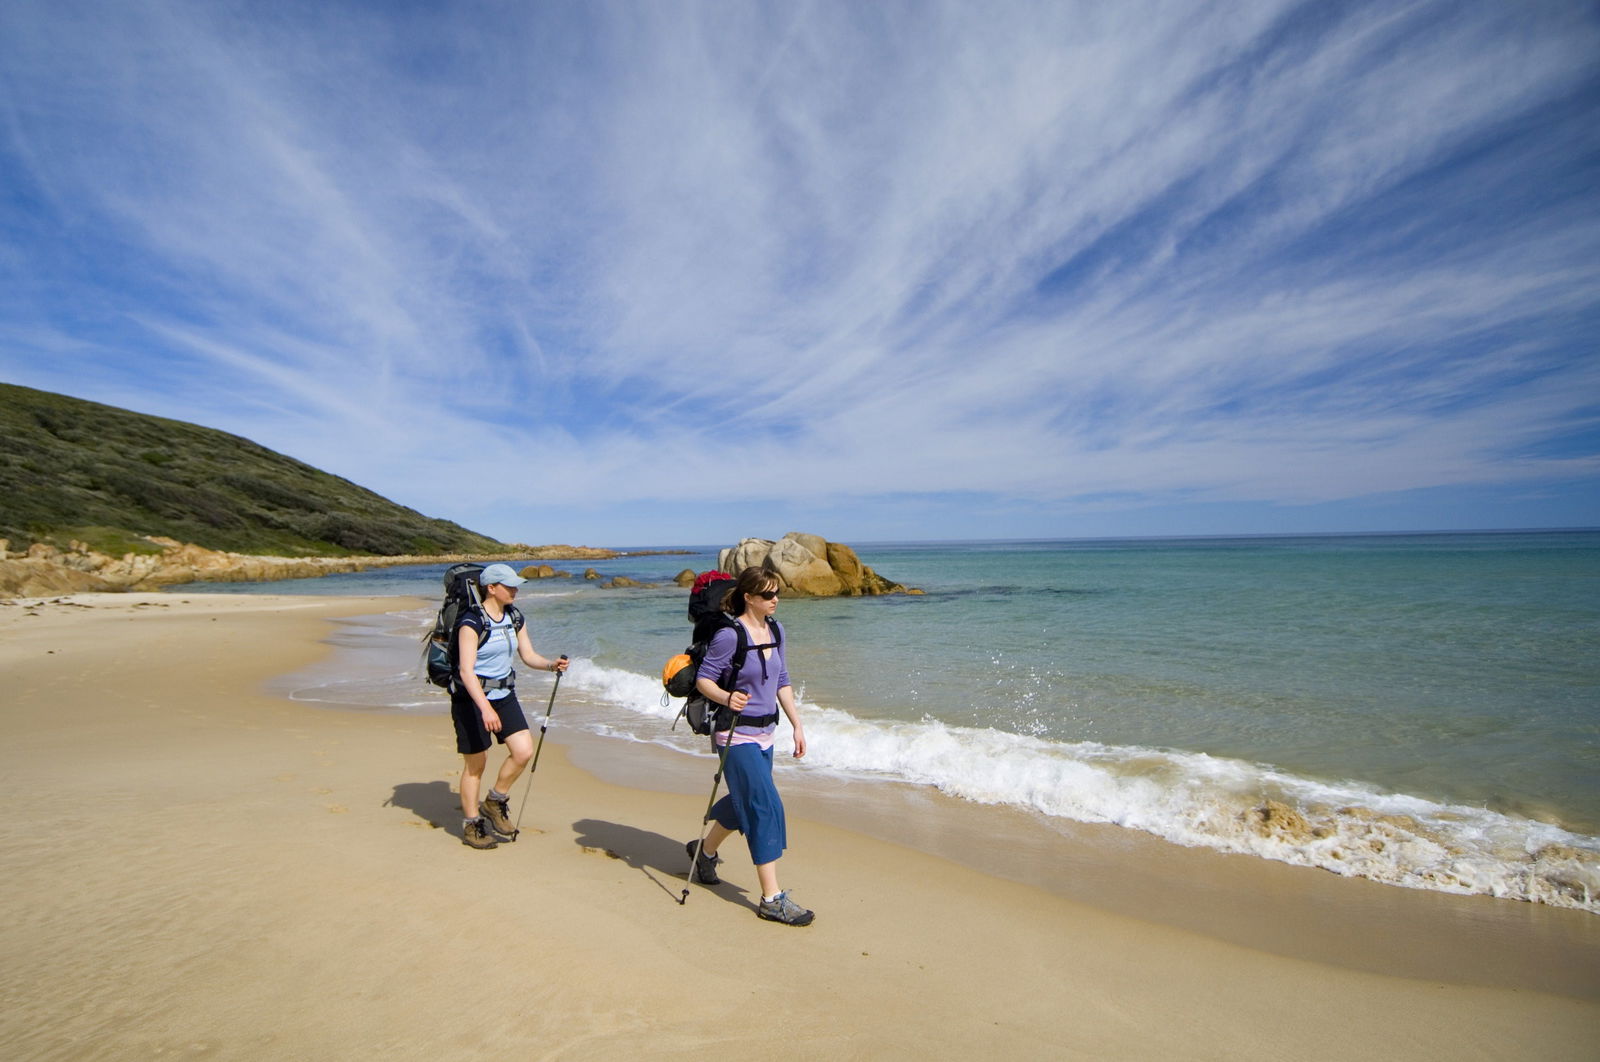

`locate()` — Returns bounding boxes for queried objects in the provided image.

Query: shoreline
[270,596,1600,996]
[556,724,1600,998]
[2,593,1596,1059]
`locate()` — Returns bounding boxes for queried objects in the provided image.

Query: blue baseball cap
[480,563,527,587]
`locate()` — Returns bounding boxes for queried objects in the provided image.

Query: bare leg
[491,730,535,794]
[699,824,782,897]
[701,820,734,857]
[756,861,780,899]
[459,751,487,818]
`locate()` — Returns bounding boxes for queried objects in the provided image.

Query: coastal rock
[602,575,653,589]
[1245,801,1314,843]
[0,558,113,597]
[772,535,843,595]
[674,569,696,587]
[720,538,775,576]
[583,568,601,580]
[715,532,918,597]
[520,564,569,580]
[825,541,865,589]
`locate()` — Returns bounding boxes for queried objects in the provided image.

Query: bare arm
[516,626,568,673]
[778,685,804,758]
[457,625,501,733]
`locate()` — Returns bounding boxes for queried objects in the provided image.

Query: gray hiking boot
[481,796,517,839]
[686,840,721,885]
[462,818,500,849]
[757,891,814,926]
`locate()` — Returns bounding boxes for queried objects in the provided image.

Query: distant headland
[0,537,630,598]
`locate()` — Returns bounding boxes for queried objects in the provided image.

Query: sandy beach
[1,594,1596,1060]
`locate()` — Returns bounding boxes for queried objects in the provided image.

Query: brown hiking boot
[462,818,499,849]
[481,796,517,839]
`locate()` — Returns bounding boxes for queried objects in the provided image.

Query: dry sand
[0,593,1595,1060]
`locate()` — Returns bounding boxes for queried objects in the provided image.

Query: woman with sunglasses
[453,563,569,849]
[689,566,814,925]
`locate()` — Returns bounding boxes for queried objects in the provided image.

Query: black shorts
[451,687,531,755]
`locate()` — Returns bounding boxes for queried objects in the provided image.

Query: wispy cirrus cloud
[1,0,1595,541]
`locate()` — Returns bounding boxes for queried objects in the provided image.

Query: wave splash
[564,659,1600,914]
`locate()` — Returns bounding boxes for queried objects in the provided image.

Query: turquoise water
[182,531,1600,910]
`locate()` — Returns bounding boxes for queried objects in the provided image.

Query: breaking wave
[564,658,1600,913]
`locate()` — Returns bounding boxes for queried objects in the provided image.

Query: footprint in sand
[326,805,348,814]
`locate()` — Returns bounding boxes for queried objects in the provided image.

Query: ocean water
[181,531,1600,912]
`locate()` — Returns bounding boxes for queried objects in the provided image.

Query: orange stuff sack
[662,653,696,697]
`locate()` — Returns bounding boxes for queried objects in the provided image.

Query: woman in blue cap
[453,562,569,849]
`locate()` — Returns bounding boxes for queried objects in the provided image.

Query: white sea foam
[567,659,1600,913]
[278,604,1600,915]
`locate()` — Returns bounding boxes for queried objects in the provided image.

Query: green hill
[0,383,510,557]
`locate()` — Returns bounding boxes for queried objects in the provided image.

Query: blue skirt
[709,743,787,865]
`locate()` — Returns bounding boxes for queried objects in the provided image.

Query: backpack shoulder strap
[720,621,750,690]
[508,604,525,633]
[456,605,496,647]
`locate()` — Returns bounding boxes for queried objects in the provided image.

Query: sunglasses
[753,589,780,600]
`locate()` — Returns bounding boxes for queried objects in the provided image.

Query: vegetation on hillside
[0,383,510,557]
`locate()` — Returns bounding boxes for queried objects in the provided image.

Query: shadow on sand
[385,779,464,840]
[573,818,752,910]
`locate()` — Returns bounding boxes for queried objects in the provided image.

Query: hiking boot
[757,891,814,927]
[481,796,517,839]
[686,840,721,885]
[462,818,500,849]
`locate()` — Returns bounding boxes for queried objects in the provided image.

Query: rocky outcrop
[0,537,610,599]
[716,533,919,597]
[519,565,572,580]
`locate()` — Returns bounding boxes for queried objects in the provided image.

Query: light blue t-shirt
[458,608,519,700]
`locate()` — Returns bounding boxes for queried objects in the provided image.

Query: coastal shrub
[54,526,168,556]
[0,382,509,557]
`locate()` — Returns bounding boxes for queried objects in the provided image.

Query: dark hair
[722,566,779,615]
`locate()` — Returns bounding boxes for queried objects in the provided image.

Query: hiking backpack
[422,562,524,691]
[663,570,782,735]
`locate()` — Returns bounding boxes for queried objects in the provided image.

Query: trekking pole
[679,693,742,905]
[513,655,567,837]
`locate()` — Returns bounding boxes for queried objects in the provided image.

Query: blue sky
[2,0,1597,547]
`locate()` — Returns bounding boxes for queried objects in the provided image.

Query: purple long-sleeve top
[700,619,788,748]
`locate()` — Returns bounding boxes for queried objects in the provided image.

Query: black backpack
[422,562,524,691]
[665,571,781,735]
